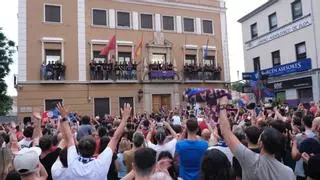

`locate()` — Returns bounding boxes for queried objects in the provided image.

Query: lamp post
[138,89,143,103]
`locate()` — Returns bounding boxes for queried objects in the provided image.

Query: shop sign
[271,77,312,91]
[260,58,312,77]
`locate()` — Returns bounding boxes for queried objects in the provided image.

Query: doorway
[152,94,171,113]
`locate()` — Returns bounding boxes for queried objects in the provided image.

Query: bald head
[201,129,211,141]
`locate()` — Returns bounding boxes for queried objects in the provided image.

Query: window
[183,18,195,32]
[117,12,130,27]
[272,50,281,66]
[45,5,61,23]
[118,52,131,64]
[295,42,307,60]
[94,98,110,119]
[93,50,105,62]
[185,55,196,65]
[45,99,62,111]
[253,57,260,72]
[92,9,107,26]
[204,56,215,66]
[151,53,166,64]
[119,97,134,116]
[162,16,175,31]
[45,49,61,64]
[202,20,213,34]
[291,0,303,20]
[268,13,277,31]
[250,23,258,39]
[140,14,153,29]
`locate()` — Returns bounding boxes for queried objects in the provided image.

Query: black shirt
[40,148,62,180]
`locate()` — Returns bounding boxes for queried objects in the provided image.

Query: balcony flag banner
[204,38,209,59]
[135,38,143,60]
[99,35,116,62]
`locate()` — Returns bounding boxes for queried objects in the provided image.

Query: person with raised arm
[56,102,132,180]
[218,96,295,180]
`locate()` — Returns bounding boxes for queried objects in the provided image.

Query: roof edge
[238,0,278,23]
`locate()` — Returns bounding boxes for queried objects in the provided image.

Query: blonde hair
[119,138,131,152]
[0,147,13,180]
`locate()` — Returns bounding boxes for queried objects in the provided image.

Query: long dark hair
[201,149,234,180]
[157,151,178,180]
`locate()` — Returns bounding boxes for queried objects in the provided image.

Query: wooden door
[152,95,161,113]
[152,94,171,113]
[161,95,171,111]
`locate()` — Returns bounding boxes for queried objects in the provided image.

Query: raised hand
[121,103,132,121]
[57,103,69,118]
[32,107,42,120]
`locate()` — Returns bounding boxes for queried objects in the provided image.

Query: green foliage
[0,30,15,115]
[231,81,245,93]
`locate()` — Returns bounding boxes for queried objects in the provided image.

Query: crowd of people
[1,93,320,180]
[89,60,138,81]
[184,64,222,81]
[40,61,66,81]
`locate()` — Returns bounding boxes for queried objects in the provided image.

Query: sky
[0,0,267,96]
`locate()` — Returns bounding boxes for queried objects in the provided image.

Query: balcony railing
[89,62,138,81]
[40,63,66,81]
[184,65,222,81]
[147,63,178,80]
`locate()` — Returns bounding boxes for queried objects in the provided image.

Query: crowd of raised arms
[1,94,320,180]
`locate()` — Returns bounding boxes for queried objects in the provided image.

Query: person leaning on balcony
[40,62,47,80]
[89,60,95,80]
[132,61,137,80]
[102,61,108,80]
[115,61,120,80]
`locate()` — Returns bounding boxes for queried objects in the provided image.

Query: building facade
[17,0,230,119]
[239,0,320,105]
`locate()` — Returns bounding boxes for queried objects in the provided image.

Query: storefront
[243,58,314,106]
[269,77,313,106]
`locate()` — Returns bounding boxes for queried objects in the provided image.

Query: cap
[14,147,41,175]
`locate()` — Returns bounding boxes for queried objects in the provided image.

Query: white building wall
[245,25,315,72]
[240,0,320,103]
[242,0,317,72]
[242,0,312,44]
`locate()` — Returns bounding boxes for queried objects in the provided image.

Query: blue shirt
[116,152,127,178]
[176,140,208,180]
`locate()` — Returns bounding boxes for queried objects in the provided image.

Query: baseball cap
[14,147,41,175]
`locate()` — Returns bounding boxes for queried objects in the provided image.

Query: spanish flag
[134,39,143,60]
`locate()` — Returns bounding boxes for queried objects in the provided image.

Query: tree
[0,29,15,116]
[231,81,245,93]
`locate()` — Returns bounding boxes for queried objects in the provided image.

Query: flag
[203,39,209,59]
[134,38,143,60]
[99,35,116,56]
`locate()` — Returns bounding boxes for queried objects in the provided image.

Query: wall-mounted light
[138,89,143,103]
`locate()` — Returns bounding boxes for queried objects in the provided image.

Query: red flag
[99,35,116,56]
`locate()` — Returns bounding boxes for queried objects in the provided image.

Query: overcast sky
[0,0,267,96]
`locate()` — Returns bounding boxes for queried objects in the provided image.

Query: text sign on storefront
[261,58,312,77]
[246,15,312,49]
[271,77,312,91]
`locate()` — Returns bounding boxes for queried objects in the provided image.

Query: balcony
[183,64,222,82]
[89,62,138,83]
[142,63,180,83]
[40,62,66,83]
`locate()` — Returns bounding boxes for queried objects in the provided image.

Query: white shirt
[51,159,73,180]
[147,138,177,159]
[172,115,181,125]
[66,145,113,180]
[18,138,32,149]
[208,146,234,164]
